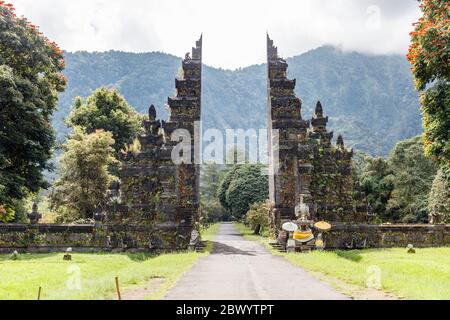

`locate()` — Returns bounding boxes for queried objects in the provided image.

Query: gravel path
[164,223,349,300]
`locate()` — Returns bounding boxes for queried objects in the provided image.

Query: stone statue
[27,202,42,224]
[315,233,325,251]
[315,101,323,117]
[188,230,200,251]
[429,211,444,224]
[148,104,157,121]
[336,135,344,147]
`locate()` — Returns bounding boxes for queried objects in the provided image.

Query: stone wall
[324,224,450,249]
[1,223,448,253]
[0,223,180,253]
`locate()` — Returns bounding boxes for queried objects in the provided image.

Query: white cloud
[11,0,421,69]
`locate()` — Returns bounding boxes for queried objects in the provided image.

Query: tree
[200,162,226,223]
[0,204,14,223]
[218,164,268,219]
[407,0,450,178]
[387,136,437,223]
[420,82,450,175]
[359,156,394,222]
[245,201,270,235]
[200,162,222,200]
[0,3,66,210]
[217,165,239,213]
[359,136,439,223]
[49,128,117,222]
[428,168,450,223]
[200,200,225,224]
[66,87,143,154]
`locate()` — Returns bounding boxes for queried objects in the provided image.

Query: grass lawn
[234,223,450,300]
[0,223,220,300]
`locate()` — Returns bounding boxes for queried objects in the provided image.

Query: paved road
[165,223,349,300]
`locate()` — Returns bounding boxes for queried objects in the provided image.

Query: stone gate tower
[267,35,367,231]
[267,35,314,229]
[111,36,202,249]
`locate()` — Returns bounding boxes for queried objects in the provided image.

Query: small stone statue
[27,202,42,224]
[315,101,323,117]
[63,247,72,261]
[286,239,296,253]
[185,52,191,60]
[93,211,105,225]
[277,230,288,247]
[188,230,200,251]
[337,135,345,148]
[407,244,416,254]
[11,250,19,260]
[315,233,325,251]
[428,212,443,225]
[148,104,157,121]
[106,236,112,248]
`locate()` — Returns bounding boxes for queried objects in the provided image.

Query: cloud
[11,0,421,69]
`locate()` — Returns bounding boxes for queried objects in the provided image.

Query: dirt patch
[307,271,399,300]
[121,277,166,300]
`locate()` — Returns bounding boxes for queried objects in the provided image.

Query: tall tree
[49,128,117,222]
[245,201,270,235]
[66,87,143,154]
[218,164,268,219]
[407,0,450,178]
[0,3,66,210]
[200,162,226,222]
[428,168,450,223]
[387,136,437,222]
[359,156,394,222]
[200,162,223,200]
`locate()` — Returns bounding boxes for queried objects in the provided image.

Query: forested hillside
[56,46,422,155]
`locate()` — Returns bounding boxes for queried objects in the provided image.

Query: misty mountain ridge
[55,45,422,156]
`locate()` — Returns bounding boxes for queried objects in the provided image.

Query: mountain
[56,46,422,156]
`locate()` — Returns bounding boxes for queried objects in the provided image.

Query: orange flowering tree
[0,2,67,214]
[407,0,450,179]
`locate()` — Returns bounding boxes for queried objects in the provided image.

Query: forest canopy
[0,2,66,219]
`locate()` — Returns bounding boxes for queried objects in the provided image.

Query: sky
[11,0,421,70]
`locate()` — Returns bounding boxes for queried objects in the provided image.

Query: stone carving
[27,203,42,224]
[148,104,157,121]
[188,230,201,251]
[429,211,444,224]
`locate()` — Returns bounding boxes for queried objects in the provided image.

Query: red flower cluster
[407,0,449,151]
[406,0,449,86]
[0,1,16,18]
[1,1,66,70]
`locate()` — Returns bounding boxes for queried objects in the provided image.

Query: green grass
[0,223,220,300]
[235,223,450,300]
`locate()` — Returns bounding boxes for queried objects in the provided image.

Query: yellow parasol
[314,221,331,232]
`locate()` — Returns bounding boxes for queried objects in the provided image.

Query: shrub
[245,201,270,235]
[0,205,14,223]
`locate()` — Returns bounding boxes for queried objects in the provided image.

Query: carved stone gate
[1,35,448,253]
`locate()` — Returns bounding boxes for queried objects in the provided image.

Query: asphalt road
[164,223,349,300]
